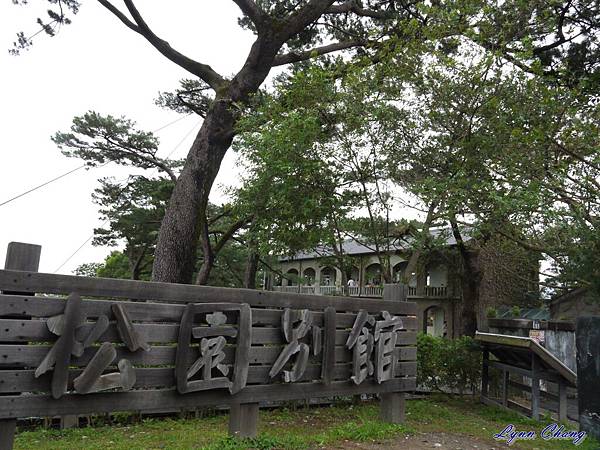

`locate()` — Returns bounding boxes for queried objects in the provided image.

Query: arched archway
[426,263,448,287]
[302,268,316,286]
[285,268,299,286]
[392,261,407,283]
[346,266,360,286]
[424,305,446,337]
[364,263,382,286]
[320,266,336,286]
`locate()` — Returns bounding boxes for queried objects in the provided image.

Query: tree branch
[326,2,391,19]
[231,0,268,29]
[97,0,139,32]
[272,39,364,66]
[281,0,337,40]
[98,0,226,90]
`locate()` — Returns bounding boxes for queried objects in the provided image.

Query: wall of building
[475,236,540,332]
[549,289,600,321]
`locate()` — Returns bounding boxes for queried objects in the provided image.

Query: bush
[416,334,482,395]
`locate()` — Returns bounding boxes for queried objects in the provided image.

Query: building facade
[268,230,540,339]
[270,230,463,338]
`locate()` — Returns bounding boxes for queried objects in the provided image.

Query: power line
[0,164,86,208]
[164,119,200,159]
[0,114,194,209]
[152,113,192,133]
[52,119,200,274]
[53,224,105,273]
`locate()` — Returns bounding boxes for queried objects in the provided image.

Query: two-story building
[268,228,540,339]
[269,228,463,338]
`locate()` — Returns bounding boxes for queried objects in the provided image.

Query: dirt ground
[326,431,513,449]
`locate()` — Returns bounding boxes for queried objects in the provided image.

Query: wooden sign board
[0,267,416,447]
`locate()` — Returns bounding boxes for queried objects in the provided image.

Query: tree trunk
[401,202,437,284]
[460,264,480,337]
[244,249,259,289]
[152,99,235,283]
[450,218,481,337]
[151,33,281,284]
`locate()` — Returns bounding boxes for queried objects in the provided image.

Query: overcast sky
[0,2,258,274]
[0,1,423,276]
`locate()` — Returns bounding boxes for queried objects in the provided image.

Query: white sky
[0,1,257,274]
[0,1,424,275]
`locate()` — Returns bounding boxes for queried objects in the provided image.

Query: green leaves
[53,111,180,180]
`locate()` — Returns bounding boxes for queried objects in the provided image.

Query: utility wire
[0,114,194,209]
[53,227,103,273]
[52,119,201,274]
[0,164,86,208]
[152,113,192,133]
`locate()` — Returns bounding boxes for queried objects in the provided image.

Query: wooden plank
[488,360,560,382]
[321,307,336,384]
[507,380,559,402]
[558,379,567,422]
[0,316,417,346]
[481,349,489,398]
[0,270,417,316]
[229,402,259,438]
[531,354,541,420]
[0,320,370,345]
[0,362,417,393]
[481,395,529,417]
[476,332,576,387]
[380,392,405,423]
[3,243,41,273]
[0,378,416,419]
[0,342,416,368]
[0,419,16,450]
[501,370,509,407]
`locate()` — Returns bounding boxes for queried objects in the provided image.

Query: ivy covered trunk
[152,34,281,284]
[152,99,236,284]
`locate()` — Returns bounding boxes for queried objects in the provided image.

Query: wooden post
[60,415,78,430]
[228,403,259,438]
[380,392,405,423]
[576,316,600,442]
[381,284,408,423]
[501,370,509,407]
[558,379,568,422]
[0,420,16,450]
[383,284,408,302]
[3,242,41,273]
[2,242,42,450]
[481,348,489,400]
[531,354,540,420]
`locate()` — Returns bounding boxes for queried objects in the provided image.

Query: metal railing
[272,284,451,298]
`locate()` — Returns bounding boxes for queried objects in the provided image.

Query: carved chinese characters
[346,310,404,385]
[269,307,336,384]
[35,293,143,398]
[175,303,251,394]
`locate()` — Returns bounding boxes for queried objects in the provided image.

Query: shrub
[416,334,482,395]
[485,307,497,318]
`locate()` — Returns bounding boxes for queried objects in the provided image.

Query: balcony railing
[273,284,452,298]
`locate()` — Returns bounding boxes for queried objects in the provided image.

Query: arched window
[302,268,316,286]
[285,268,299,286]
[320,266,336,286]
[364,263,382,286]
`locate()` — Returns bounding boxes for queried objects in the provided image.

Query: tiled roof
[279,227,468,262]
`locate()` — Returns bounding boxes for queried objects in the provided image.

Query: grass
[14,395,598,449]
